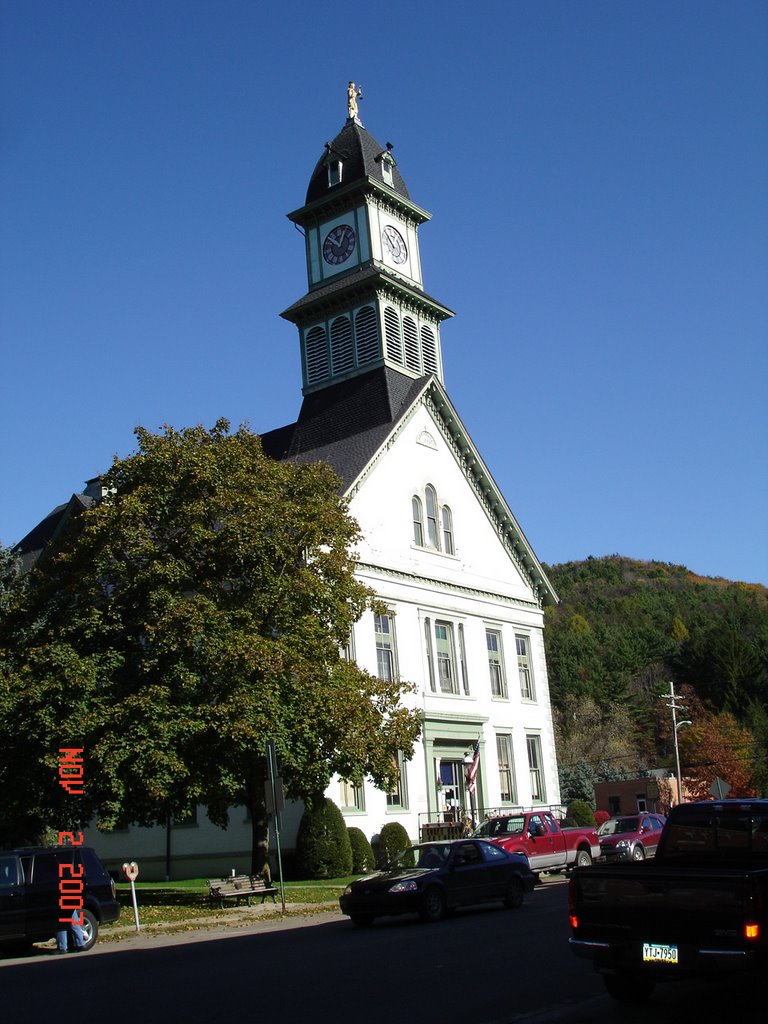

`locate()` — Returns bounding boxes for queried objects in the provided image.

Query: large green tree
[0,420,421,867]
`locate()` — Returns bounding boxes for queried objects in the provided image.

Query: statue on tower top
[347,81,363,121]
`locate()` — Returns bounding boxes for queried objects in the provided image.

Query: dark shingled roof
[14,493,95,570]
[305,119,410,206]
[260,367,428,489]
[280,263,453,323]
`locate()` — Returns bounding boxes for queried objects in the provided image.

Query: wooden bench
[207,873,278,909]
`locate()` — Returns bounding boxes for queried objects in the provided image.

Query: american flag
[466,738,480,794]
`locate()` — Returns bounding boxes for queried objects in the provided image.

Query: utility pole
[664,682,691,806]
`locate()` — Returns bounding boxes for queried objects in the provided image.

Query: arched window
[412,496,424,546]
[412,485,456,554]
[425,484,440,549]
[442,505,454,554]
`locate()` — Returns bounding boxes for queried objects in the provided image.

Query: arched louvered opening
[330,315,354,375]
[403,316,420,372]
[384,306,403,364]
[355,305,379,365]
[421,325,438,375]
[305,325,329,384]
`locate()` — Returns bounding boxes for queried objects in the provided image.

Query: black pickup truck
[568,799,768,1002]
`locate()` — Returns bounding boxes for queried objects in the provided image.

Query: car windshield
[599,817,639,836]
[394,844,451,869]
[474,817,525,838]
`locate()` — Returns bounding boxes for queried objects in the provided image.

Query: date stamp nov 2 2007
[57,746,85,926]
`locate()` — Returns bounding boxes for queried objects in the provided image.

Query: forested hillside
[542,556,768,802]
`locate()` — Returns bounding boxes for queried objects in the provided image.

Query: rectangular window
[526,735,546,803]
[340,630,355,662]
[386,751,408,810]
[496,733,516,804]
[434,620,459,694]
[516,634,535,700]
[327,159,342,186]
[486,629,507,699]
[424,617,436,692]
[375,612,397,681]
[458,623,469,695]
[339,779,365,811]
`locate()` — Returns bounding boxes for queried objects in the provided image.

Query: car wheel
[575,848,592,868]
[632,845,646,861]
[419,886,446,923]
[349,914,374,928]
[503,876,525,909]
[603,971,655,1003]
[77,909,99,950]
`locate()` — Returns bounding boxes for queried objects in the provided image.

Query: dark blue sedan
[339,838,536,927]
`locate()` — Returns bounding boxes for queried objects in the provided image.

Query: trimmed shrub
[347,827,375,875]
[594,810,610,828]
[567,799,597,826]
[295,798,353,879]
[376,821,411,866]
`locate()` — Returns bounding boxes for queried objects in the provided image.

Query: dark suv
[0,846,120,954]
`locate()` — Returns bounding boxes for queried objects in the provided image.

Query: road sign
[710,777,731,799]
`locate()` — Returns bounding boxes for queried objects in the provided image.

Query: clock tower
[281,85,453,394]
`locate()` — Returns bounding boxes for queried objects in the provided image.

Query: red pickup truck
[474,809,599,876]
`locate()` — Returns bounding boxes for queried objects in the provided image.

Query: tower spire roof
[304,118,410,205]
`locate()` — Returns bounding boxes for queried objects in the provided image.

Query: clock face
[322,223,356,265]
[382,225,408,265]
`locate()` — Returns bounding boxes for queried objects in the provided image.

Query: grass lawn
[101,878,353,937]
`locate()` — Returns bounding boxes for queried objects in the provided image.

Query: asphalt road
[0,879,763,1022]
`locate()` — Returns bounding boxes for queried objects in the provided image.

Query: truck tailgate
[572,864,767,947]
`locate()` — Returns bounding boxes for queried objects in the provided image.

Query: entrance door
[439,760,468,822]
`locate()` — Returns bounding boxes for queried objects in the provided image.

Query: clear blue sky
[2,1,766,585]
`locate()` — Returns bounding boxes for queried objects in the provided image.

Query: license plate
[642,942,678,964]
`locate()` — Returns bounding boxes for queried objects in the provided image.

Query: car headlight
[616,840,630,849]
[389,880,418,894]
[342,885,353,895]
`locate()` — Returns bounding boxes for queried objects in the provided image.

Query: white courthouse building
[21,92,561,879]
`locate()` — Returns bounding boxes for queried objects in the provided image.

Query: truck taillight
[568,875,579,930]
[745,923,760,940]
